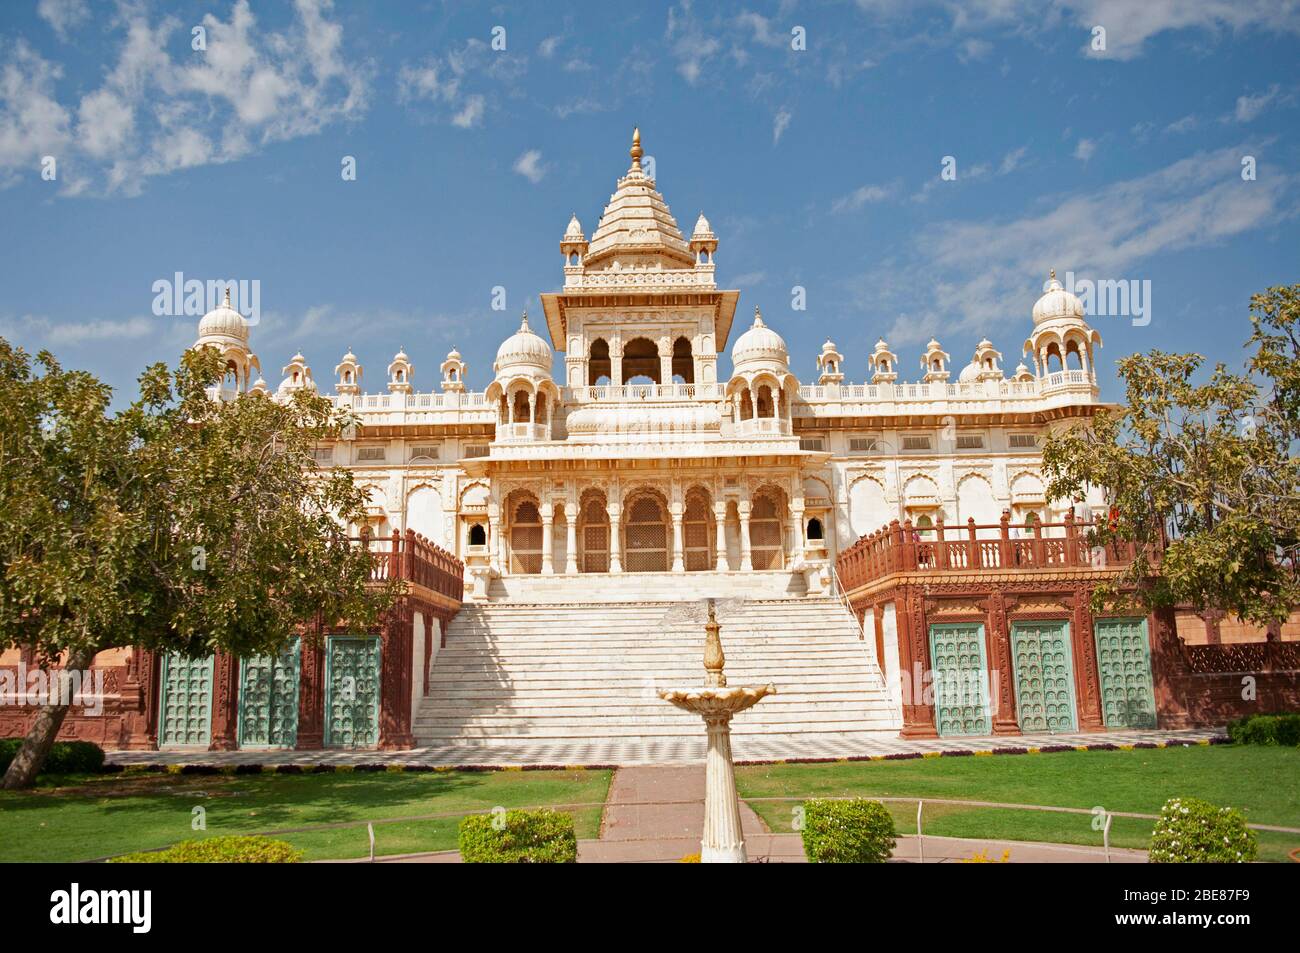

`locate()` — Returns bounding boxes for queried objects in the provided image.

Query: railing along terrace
[795,372,1092,403]
[354,528,465,601]
[836,510,1138,591]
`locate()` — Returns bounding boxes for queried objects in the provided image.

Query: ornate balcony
[837,511,1138,592]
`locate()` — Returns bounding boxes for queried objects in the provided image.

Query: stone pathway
[108,726,1223,768]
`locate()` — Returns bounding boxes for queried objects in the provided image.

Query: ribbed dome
[494,312,552,376]
[958,361,982,383]
[1033,271,1086,324]
[197,294,248,343]
[732,307,788,370]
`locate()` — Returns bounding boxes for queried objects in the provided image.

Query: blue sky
[1,0,1297,403]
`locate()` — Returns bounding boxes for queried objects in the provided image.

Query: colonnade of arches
[586,335,694,386]
[1025,329,1101,376]
[491,483,801,574]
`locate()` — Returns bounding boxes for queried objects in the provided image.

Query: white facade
[193,130,1106,601]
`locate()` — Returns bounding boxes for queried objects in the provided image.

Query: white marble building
[192,129,1106,602]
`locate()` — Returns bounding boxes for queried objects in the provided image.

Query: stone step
[415,594,901,749]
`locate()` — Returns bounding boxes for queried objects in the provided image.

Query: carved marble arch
[622,486,670,573]
[588,337,612,384]
[506,489,543,574]
[622,336,660,384]
[577,487,609,573]
[671,336,694,384]
[750,483,788,570]
[682,485,715,571]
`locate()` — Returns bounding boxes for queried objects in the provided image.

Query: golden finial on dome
[753,305,764,326]
[223,286,231,308]
[630,126,642,169]
[520,309,529,331]
[1050,268,1057,282]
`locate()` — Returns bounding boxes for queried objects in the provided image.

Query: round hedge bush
[800,798,897,863]
[1148,797,1257,863]
[458,808,577,863]
[110,836,303,863]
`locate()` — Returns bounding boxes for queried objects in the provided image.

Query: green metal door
[928,623,991,736]
[1094,618,1157,728]
[238,639,301,748]
[325,636,381,747]
[1010,621,1077,732]
[158,653,214,747]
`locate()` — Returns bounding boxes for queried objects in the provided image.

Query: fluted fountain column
[660,601,775,864]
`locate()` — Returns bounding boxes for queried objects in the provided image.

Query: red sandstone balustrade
[835,508,1139,589]
[348,529,465,601]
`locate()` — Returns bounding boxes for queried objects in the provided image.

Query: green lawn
[0,768,612,862]
[737,745,1300,862]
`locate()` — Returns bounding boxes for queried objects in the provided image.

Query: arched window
[468,523,486,546]
[509,500,543,574]
[511,389,530,422]
[750,493,785,569]
[683,488,714,571]
[579,494,609,572]
[624,494,669,572]
[622,337,660,385]
[806,517,824,541]
[756,385,774,418]
[589,338,611,384]
[672,336,694,385]
[914,513,934,540]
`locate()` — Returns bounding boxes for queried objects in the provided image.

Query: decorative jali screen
[625,495,669,572]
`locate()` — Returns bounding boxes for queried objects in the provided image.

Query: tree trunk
[1,647,95,789]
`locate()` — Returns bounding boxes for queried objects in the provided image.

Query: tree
[1041,285,1300,625]
[0,341,394,788]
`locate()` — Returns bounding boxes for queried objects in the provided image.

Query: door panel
[1010,621,1077,732]
[1094,618,1157,728]
[928,623,991,736]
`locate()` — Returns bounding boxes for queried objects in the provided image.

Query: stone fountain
[660,600,776,863]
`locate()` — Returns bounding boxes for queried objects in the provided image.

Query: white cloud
[832,183,891,214]
[772,108,792,144]
[0,41,71,181]
[958,37,992,62]
[538,36,561,58]
[1073,137,1096,161]
[859,144,1295,344]
[452,95,485,128]
[0,0,370,196]
[1233,84,1282,122]
[36,0,89,41]
[999,145,1028,175]
[513,149,547,184]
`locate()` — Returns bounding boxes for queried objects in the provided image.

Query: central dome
[583,128,693,271]
[494,312,552,376]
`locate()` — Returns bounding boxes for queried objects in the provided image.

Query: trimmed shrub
[1148,797,1258,863]
[800,798,896,863]
[0,738,105,776]
[458,808,577,863]
[110,836,303,864]
[1227,713,1300,747]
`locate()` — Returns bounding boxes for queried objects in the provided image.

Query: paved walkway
[327,763,1149,864]
[108,726,1223,769]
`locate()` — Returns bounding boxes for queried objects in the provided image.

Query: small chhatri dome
[494,310,553,376]
[446,346,462,361]
[197,285,249,343]
[564,213,584,239]
[1033,268,1086,324]
[692,212,713,238]
[732,305,789,369]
